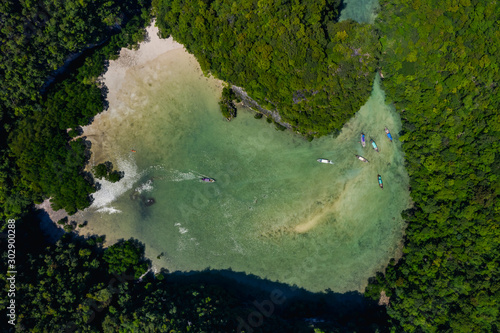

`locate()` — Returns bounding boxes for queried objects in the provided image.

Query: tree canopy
[365,1,500,331]
[153,0,380,136]
[0,0,151,220]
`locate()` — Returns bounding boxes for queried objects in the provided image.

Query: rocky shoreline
[231,85,292,130]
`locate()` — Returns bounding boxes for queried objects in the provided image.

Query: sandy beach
[83,23,187,168]
[37,22,188,225]
[101,23,184,109]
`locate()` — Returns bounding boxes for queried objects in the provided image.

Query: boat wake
[134,179,153,194]
[167,170,204,182]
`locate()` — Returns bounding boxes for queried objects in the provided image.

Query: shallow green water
[339,0,380,24]
[77,47,410,292]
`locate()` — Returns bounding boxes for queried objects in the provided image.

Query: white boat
[317,158,334,164]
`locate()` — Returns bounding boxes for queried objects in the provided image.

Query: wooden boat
[378,174,383,189]
[355,155,369,163]
[385,127,393,142]
[370,139,379,152]
[131,150,136,152]
[317,158,334,164]
[201,177,215,182]
[361,133,366,147]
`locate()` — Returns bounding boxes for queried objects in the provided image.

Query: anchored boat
[317,158,334,164]
[385,127,393,142]
[370,139,379,152]
[201,177,215,182]
[378,174,383,189]
[355,155,369,163]
[361,133,366,147]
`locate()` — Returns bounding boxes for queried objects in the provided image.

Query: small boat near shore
[361,133,366,147]
[356,155,369,163]
[385,127,393,142]
[378,174,383,189]
[317,158,334,164]
[201,177,215,182]
[370,139,379,152]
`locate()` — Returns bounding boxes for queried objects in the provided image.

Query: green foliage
[0,0,150,114]
[0,231,255,331]
[107,171,122,183]
[103,240,149,279]
[153,0,379,136]
[0,234,108,331]
[366,1,500,332]
[219,86,238,120]
[68,129,79,138]
[93,162,123,182]
[63,224,75,232]
[0,0,151,219]
[93,163,109,179]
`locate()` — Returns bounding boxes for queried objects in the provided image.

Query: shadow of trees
[33,208,390,332]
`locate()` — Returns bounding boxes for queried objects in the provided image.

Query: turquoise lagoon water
[339,0,380,24]
[76,46,410,292]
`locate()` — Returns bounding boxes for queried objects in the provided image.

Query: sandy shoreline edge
[100,22,184,110]
[36,22,188,234]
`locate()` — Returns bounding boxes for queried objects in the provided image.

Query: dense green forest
[1,0,499,331]
[365,0,500,332]
[153,0,379,136]
[0,0,151,218]
[0,0,146,115]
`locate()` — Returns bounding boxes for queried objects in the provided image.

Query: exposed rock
[145,198,156,207]
[231,85,292,130]
[378,290,390,306]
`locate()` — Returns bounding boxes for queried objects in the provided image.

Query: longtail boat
[201,177,215,182]
[355,155,369,163]
[370,139,379,152]
[385,127,393,142]
[361,133,366,147]
[378,174,383,189]
[317,158,334,164]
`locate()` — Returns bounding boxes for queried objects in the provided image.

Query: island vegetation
[93,162,123,183]
[153,0,380,136]
[0,0,151,217]
[365,0,500,332]
[218,85,239,120]
[0,0,498,331]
